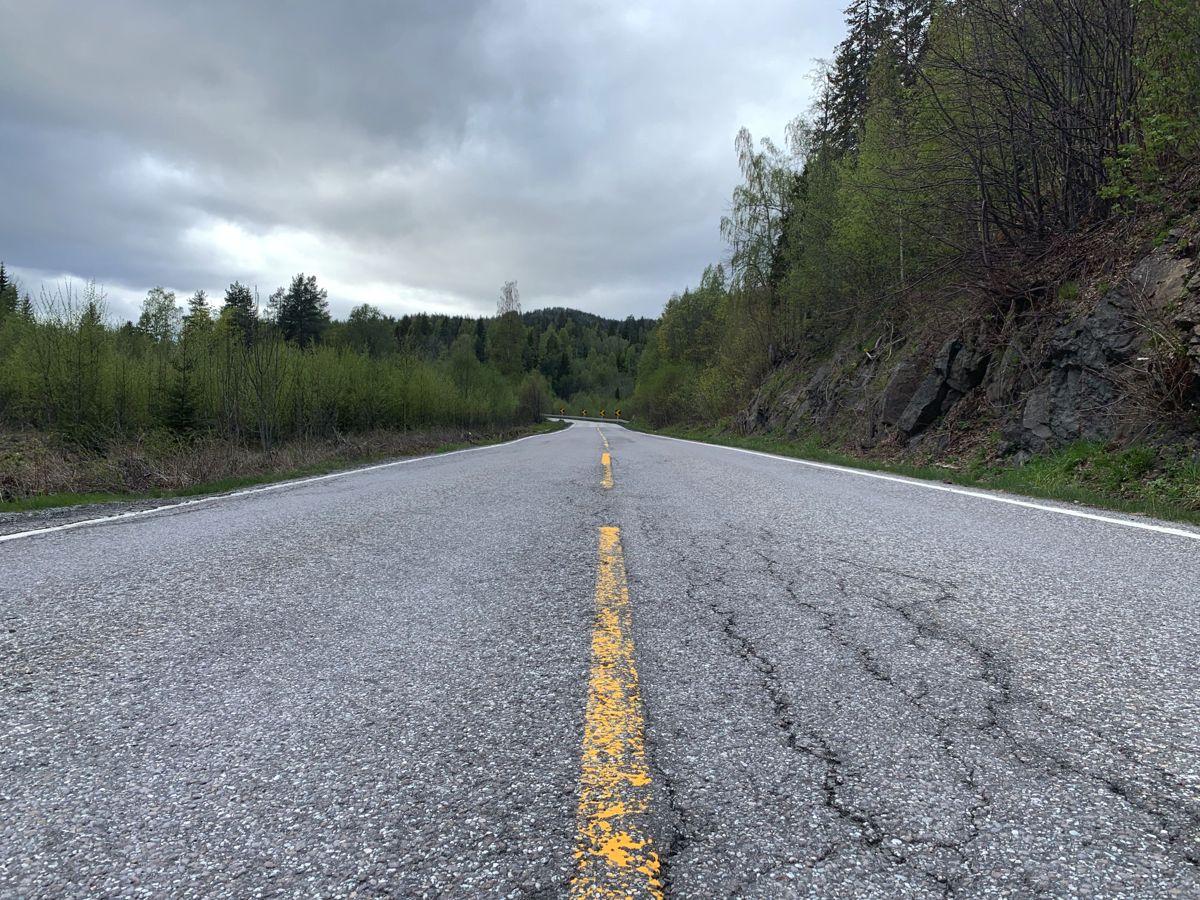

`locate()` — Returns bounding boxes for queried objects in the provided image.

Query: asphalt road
[2,422,1198,898]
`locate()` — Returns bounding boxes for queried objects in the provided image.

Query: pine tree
[222,282,257,340]
[828,0,894,153]
[276,273,330,348]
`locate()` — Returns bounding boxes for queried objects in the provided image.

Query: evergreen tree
[222,282,257,341]
[889,0,932,87]
[266,287,285,324]
[828,0,894,152]
[0,263,17,317]
[474,317,487,361]
[276,273,330,348]
[182,289,213,339]
[164,358,198,433]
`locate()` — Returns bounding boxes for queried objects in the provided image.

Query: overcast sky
[0,1,845,322]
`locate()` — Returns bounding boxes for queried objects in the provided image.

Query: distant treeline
[633,0,1200,425]
[0,268,652,449]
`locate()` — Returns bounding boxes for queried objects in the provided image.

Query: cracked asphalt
[2,422,1199,898]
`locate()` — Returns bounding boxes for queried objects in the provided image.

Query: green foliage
[1103,0,1200,208]
[1057,281,1080,302]
[222,281,257,341]
[636,0,1199,430]
[0,274,648,456]
[138,287,181,343]
[0,263,17,319]
[632,426,1200,524]
[276,273,330,348]
[344,304,394,357]
[517,371,552,422]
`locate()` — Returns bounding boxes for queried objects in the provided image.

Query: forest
[0,271,650,458]
[632,0,1200,427]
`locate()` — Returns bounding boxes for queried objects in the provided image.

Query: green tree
[489,280,524,377]
[0,263,16,318]
[222,281,257,342]
[138,287,181,343]
[276,273,330,347]
[827,0,894,152]
[182,289,213,340]
[720,128,795,361]
[346,303,393,357]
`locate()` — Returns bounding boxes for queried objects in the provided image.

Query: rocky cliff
[736,221,1200,463]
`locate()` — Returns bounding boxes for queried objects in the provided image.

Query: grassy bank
[0,420,567,513]
[627,422,1200,527]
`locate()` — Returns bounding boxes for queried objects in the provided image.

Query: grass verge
[626,422,1200,527]
[0,420,567,514]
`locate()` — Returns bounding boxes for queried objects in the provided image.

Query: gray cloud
[0,0,845,321]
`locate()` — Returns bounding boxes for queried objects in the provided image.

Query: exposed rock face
[892,338,992,437]
[1003,288,1141,453]
[738,233,1200,456]
[1006,248,1196,453]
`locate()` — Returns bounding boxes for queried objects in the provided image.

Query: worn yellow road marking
[601,452,614,489]
[571,527,662,900]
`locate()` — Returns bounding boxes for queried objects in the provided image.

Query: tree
[498,280,521,316]
[164,358,198,433]
[222,282,257,341]
[489,280,524,377]
[182,289,213,340]
[137,287,180,343]
[0,263,18,318]
[827,0,894,152]
[517,371,551,422]
[346,303,393,357]
[720,128,796,360]
[138,287,180,418]
[276,273,330,348]
[890,0,932,87]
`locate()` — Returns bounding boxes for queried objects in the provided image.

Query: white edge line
[636,429,1200,543]
[0,424,574,545]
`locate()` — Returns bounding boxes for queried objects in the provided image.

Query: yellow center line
[571,526,662,900]
[601,452,614,489]
[596,424,610,450]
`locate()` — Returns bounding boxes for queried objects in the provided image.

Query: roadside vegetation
[0,421,566,514]
[629,0,1200,519]
[634,0,1199,423]
[0,269,640,504]
[631,422,1200,525]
